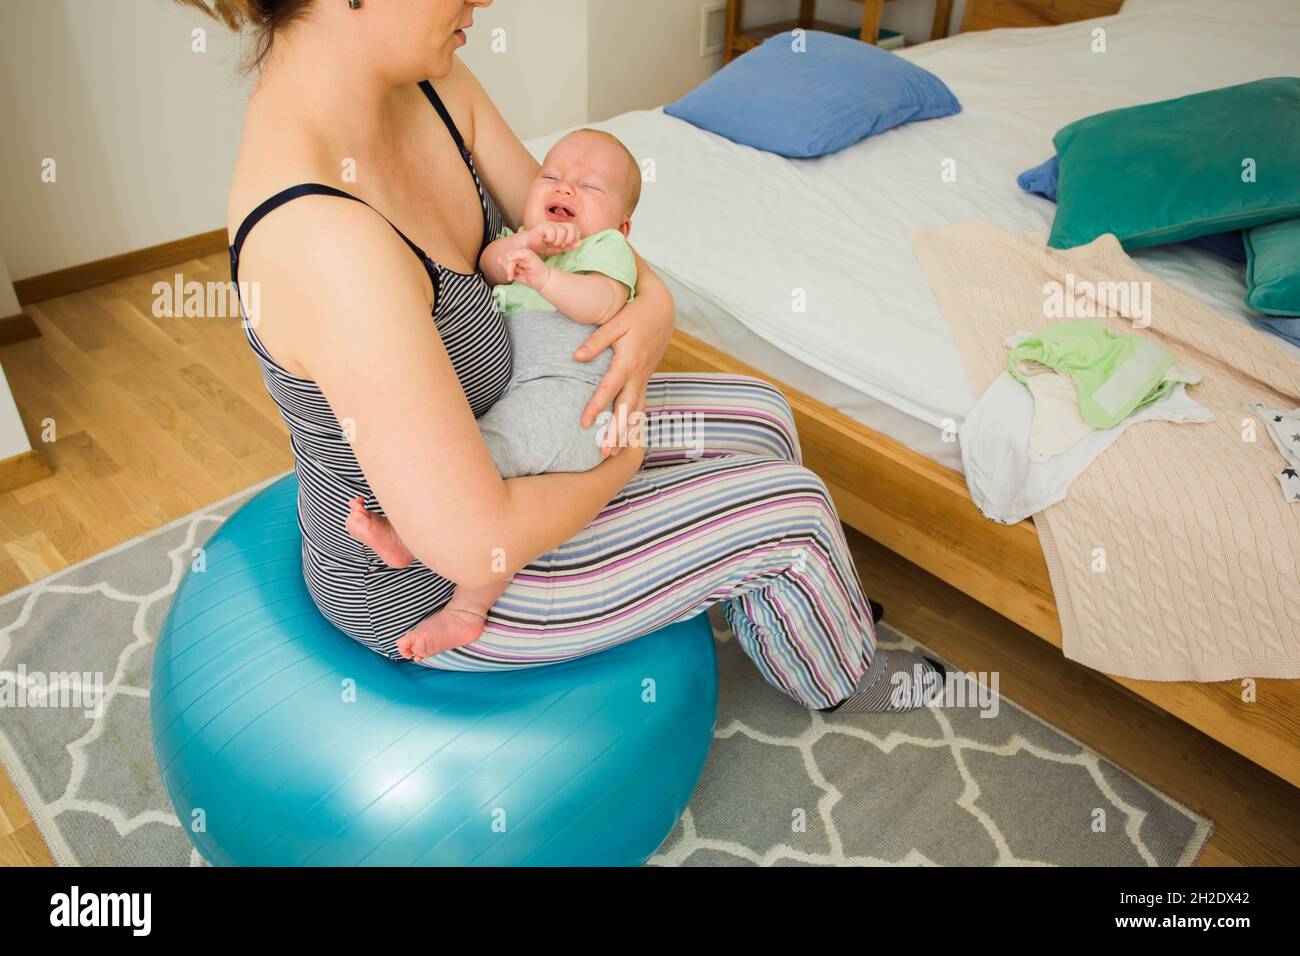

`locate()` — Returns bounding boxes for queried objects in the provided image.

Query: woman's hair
[176,0,313,71]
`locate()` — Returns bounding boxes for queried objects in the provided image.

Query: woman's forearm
[446,453,642,589]
[630,247,670,309]
[595,249,673,364]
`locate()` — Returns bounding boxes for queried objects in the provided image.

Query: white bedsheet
[659,270,968,471]
[523,0,1300,437]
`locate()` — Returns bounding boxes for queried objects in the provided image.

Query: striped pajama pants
[416,372,878,712]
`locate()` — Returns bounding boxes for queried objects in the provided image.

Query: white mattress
[524,0,1300,465]
[659,270,967,470]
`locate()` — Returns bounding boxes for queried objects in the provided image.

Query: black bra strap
[418,79,472,164]
[229,183,432,282]
[230,81,475,287]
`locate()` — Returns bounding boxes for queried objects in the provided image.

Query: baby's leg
[477,377,610,477]
[550,379,615,472]
[346,491,507,660]
[395,579,509,662]
[345,496,413,568]
[479,307,613,476]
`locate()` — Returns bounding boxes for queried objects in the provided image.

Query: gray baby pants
[477,308,615,477]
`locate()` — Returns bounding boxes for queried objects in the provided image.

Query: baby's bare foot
[344,496,414,568]
[396,607,487,662]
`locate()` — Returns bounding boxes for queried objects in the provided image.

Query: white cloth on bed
[1004,331,1207,461]
[960,373,1213,524]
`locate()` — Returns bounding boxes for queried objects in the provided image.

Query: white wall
[588,0,726,122]
[460,0,590,139]
[0,252,20,319]
[0,251,33,461]
[0,0,249,282]
[0,363,32,463]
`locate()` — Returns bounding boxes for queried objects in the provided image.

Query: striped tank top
[230,80,512,660]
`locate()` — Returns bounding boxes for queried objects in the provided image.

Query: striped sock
[819,649,944,714]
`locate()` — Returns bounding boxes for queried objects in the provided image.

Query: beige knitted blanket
[910,223,1300,682]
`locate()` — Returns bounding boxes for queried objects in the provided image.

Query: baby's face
[523,132,636,240]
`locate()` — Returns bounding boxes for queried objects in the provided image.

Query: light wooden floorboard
[0,252,1294,866]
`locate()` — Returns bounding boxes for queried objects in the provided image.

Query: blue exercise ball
[151,474,718,866]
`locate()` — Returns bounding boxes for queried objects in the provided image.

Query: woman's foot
[397,606,488,662]
[819,649,946,714]
[345,496,414,568]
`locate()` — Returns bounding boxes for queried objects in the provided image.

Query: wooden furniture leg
[860,0,883,43]
[724,0,744,64]
[931,0,954,39]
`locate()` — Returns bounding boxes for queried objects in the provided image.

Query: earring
[347,0,361,8]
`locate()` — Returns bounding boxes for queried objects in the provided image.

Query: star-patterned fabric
[1245,403,1300,503]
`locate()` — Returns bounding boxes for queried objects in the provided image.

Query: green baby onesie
[492,226,638,319]
[1007,320,1178,429]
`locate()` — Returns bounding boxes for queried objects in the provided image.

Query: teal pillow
[1245,218,1300,317]
[1048,77,1300,251]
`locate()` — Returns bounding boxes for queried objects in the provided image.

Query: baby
[345,128,644,662]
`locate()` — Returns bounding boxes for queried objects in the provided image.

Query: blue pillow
[1256,315,1300,348]
[1016,156,1059,200]
[664,30,961,158]
[1017,155,1246,264]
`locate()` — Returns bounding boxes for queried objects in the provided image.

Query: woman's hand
[574,255,675,456]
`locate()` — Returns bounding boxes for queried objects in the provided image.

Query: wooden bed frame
[960,0,1124,33]
[666,0,1300,791]
[657,331,1300,790]
[683,0,1300,789]
[953,1,1298,791]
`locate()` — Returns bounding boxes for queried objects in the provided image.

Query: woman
[187,0,941,713]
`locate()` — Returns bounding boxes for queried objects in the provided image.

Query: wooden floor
[0,252,1296,866]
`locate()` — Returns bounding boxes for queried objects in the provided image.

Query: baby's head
[523,129,642,240]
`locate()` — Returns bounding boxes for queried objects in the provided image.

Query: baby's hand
[504,248,551,290]
[525,222,581,256]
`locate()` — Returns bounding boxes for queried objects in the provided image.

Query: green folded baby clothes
[1009,320,1180,428]
[1007,321,1203,460]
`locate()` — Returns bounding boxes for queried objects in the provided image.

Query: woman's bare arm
[451,59,541,228]
[245,198,643,589]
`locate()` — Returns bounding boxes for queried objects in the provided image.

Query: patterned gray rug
[0,476,1212,867]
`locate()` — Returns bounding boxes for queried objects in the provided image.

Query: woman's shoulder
[226,115,434,374]
[228,178,414,292]
[233,193,432,372]
[226,99,419,279]
[228,90,338,232]
[431,56,489,152]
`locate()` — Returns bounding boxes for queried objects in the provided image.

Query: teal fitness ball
[150,474,718,866]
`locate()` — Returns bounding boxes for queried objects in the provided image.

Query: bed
[523,0,1300,786]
